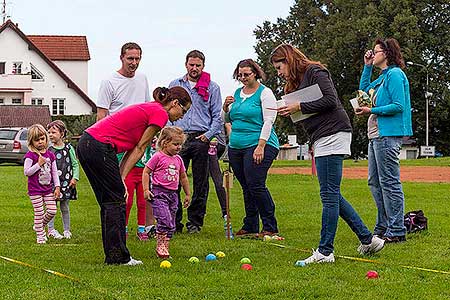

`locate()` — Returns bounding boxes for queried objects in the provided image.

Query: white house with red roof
[0,20,96,115]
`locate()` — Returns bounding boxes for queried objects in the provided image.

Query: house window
[12,98,22,104]
[12,62,22,74]
[31,64,44,81]
[0,62,5,74]
[52,98,65,115]
[0,98,4,104]
[31,98,43,105]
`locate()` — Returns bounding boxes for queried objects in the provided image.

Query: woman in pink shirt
[77,86,191,266]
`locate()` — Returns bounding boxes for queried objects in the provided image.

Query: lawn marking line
[266,243,450,275]
[1,255,122,299]
[0,255,80,282]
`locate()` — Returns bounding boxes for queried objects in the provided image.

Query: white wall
[0,92,23,104]
[53,60,88,94]
[0,27,92,115]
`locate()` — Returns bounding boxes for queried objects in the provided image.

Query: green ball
[240,257,251,264]
[189,256,200,263]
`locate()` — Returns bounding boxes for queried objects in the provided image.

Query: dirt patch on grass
[269,166,450,183]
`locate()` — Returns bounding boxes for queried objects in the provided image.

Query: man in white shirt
[96,42,153,243]
[96,42,150,121]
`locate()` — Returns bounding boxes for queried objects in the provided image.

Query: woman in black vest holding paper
[270,44,384,265]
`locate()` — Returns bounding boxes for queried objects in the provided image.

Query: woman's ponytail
[153,87,171,103]
[152,86,191,107]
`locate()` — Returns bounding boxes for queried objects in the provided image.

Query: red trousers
[125,167,146,226]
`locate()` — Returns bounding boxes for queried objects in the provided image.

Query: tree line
[254,0,450,157]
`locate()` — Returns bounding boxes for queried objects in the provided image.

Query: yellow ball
[160,260,172,268]
[216,251,226,258]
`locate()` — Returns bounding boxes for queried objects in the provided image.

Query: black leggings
[77,132,130,264]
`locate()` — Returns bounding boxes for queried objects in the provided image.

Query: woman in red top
[77,86,191,265]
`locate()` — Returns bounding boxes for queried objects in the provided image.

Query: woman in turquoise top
[356,38,412,243]
[223,59,280,237]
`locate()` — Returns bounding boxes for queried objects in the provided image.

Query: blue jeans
[316,155,372,256]
[368,137,406,237]
[228,145,279,233]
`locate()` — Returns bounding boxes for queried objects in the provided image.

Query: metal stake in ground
[223,159,233,240]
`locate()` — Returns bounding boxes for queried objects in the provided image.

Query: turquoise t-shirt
[228,84,279,150]
[116,145,155,168]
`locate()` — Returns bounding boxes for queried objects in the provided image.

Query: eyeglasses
[178,102,188,114]
[237,72,254,79]
[372,49,384,55]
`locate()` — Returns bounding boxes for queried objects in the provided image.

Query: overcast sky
[6,0,292,103]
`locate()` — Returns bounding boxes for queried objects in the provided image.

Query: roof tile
[0,105,52,127]
[28,35,90,61]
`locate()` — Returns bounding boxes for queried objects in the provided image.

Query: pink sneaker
[136,232,149,241]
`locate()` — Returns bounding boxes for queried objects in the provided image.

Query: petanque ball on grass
[216,251,226,258]
[263,235,272,241]
[160,260,171,268]
[206,254,217,262]
[295,260,306,267]
[366,270,379,279]
[241,263,253,271]
[240,257,251,264]
[189,257,200,264]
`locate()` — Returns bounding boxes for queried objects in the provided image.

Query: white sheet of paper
[278,84,323,122]
[349,97,360,109]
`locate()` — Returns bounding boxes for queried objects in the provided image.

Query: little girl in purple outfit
[23,124,61,244]
[142,126,191,259]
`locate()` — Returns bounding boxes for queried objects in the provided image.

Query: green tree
[254,0,450,156]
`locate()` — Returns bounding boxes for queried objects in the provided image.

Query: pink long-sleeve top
[23,150,60,196]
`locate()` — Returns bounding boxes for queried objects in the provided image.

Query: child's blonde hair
[47,120,67,138]
[157,126,185,150]
[27,124,49,153]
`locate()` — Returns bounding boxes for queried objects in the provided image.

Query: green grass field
[1,161,449,300]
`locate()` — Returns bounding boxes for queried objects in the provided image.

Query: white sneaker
[123,257,143,266]
[358,235,385,255]
[63,230,72,239]
[36,237,47,244]
[48,229,63,239]
[299,249,335,265]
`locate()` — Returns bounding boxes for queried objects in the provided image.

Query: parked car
[0,127,28,164]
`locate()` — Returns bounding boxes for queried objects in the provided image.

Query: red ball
[366,270,379,279]
[241,264,253,271]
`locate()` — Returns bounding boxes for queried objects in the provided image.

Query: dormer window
[12,62,22,74]
[31,63,44,81]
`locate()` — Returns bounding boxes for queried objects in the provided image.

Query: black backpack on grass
[404,210,428,233]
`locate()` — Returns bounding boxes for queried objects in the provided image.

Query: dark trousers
[209,143,227,216]
[77,133,130,264]
[176,133,210,230]
[228,145,279,233]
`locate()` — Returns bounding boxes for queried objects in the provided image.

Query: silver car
[0,127,29,164]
